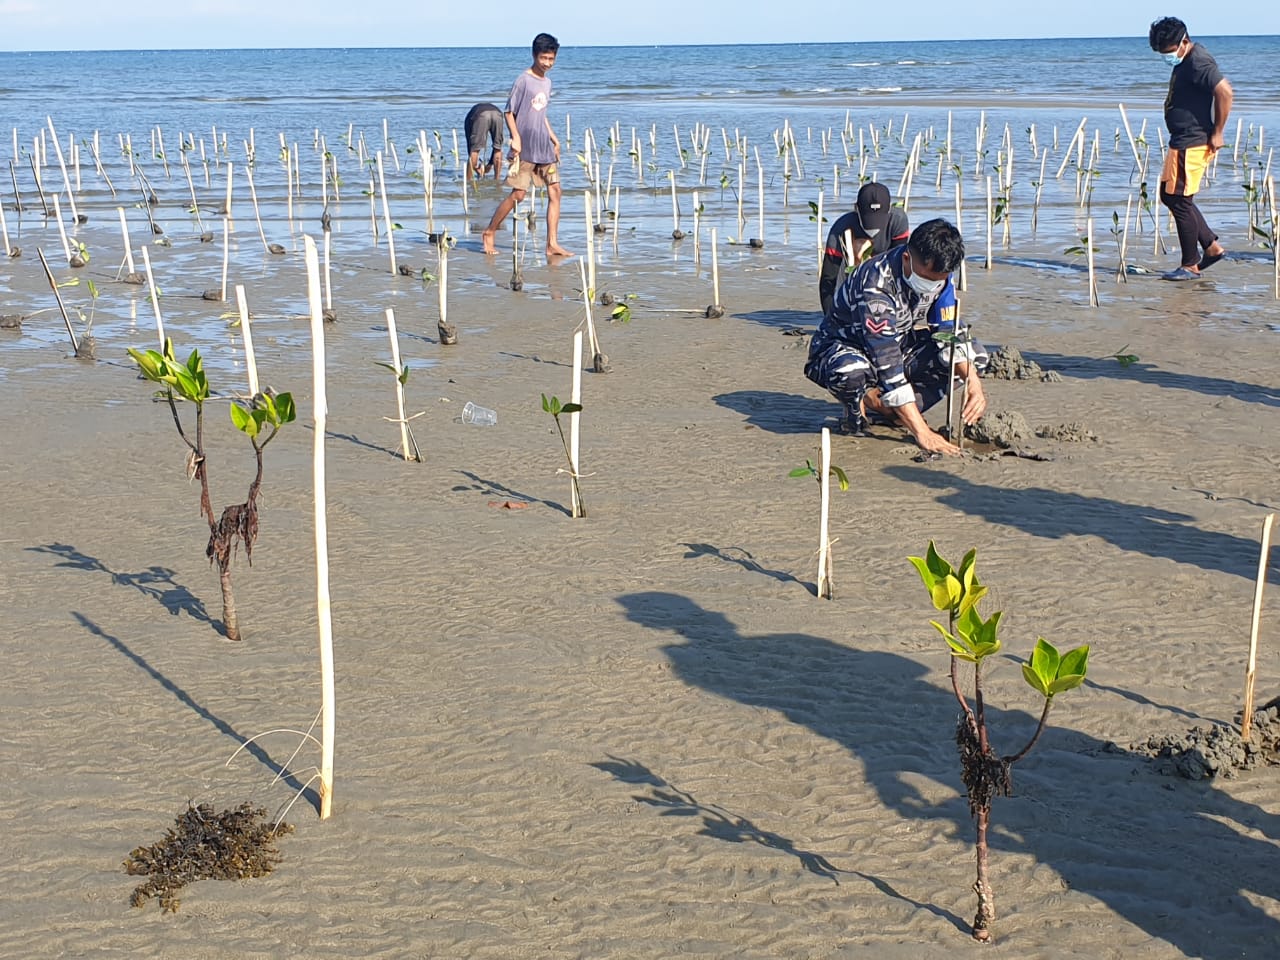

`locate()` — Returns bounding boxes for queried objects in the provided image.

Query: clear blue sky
[3,0,1277,50]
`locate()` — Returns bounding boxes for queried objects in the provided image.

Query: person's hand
[509,133,522,156]
[961,376,987,425]
[1209,131,1225,153]
[915,428,961,457]
[552,141,561,161]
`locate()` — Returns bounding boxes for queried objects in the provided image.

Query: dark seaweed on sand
[124,802,293,912]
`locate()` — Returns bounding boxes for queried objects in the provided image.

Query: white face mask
[904,252,945,297]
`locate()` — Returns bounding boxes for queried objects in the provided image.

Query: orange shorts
[1160,145,1212,197]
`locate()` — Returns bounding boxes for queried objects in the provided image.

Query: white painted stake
[817,427,833,599]
[117,207,136,274]
[140,245,165,348]
[220,216,231,300]
[384,307,412,461]
[302,234,335,821]
[1086,218,1099,307]
[235,284,259,396]
[51,196,73,262]
[376,152,397,275]
[711,227,722,306]
[1241,513,1276,740]
[569,330,584,519]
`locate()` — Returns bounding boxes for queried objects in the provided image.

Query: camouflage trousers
[804,327,990,416]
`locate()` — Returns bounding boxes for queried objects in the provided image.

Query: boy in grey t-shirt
[481,33,573,259]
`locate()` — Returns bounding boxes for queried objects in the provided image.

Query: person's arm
[545,113,560,161]
[1210,78,1233,152]
[927,281,987,426]
[506,110,521,158]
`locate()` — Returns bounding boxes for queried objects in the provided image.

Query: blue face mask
[1163,51,1184,67]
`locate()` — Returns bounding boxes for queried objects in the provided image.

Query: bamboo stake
[1118,104,1143,176]
[234,284,259,397]
[140,245,165,348]
[35,247,80,354]
[46,117,80,225]
[569,330,584,518]
[0,186,11,256]
[669,171,684,239]
[323,230,335,321]
[116,207,140,280]
[753,155,765,247]
[51,196,74,263]
[300,234,335,820]
[1087,218,1099,307]
[376,152,397,275]
[955,180,967,292]
[816,191,824,275]
[384,307,416,461]
[984,177,993,270]
[220,215,231,300]
[1056,118,1088,179]
[816,427,833,600]
[583,190,596,298]
[437,241,456,344]
[1241,513,1276,740]
[706,227,724,317]
[577,257,608,372]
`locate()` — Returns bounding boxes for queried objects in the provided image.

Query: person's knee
[510,188,527,202]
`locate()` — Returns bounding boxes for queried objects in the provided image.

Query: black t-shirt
[1164,43,1225,149]
[818,207,910,315]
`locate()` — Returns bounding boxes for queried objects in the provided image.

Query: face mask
[904,254,945,297]
[1163,51,1184,67]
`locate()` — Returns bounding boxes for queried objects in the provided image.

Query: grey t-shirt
[506,71,554,164]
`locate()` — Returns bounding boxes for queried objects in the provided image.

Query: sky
[2,0,1278,51]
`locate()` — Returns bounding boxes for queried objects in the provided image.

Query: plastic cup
[461,401,497,426]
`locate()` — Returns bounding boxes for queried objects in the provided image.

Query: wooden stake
[384,307,416,461]
[376,152,397,275]
[1087,218,1099,307]
[816,427,833,599]
[220,215,231,300]
[234,283,259,397]
[299,235,336,819]
[140,245,165,348]
[1241,513,1276,740]
[706,227,724,316]
[569,330,584,518]
[35,247,80,354]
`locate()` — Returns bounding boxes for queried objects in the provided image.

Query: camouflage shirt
[814,244,958,407]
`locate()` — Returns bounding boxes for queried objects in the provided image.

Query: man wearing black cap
[818,182,910,315]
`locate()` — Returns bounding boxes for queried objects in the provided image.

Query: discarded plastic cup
[461,401,497,426]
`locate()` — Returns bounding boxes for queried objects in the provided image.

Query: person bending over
[804,218,988,457]
[464,102,505,183]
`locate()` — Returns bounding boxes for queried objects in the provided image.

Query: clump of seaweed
[125,802,293,912]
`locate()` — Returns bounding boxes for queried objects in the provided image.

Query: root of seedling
[124,802,293,912]
[208,499,259,571]
[956,716,1012,816]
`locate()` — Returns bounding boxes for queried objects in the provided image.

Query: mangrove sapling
[542,392,585,518]
[908,542,1090,943]
[126,342,296,642]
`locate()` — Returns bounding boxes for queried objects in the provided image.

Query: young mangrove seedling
[790,453,848,598]
[128,341,296,641]
[542,393,585,518]
[908,541,1090,943]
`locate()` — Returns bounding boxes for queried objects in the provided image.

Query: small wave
[847,61,880,67]
[857,86,903,94]
[896,60,918,65]
[811,87,834,93]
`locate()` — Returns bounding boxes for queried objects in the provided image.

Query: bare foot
[546,244,574,259]
[481,230,498,255]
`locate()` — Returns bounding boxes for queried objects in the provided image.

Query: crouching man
[804,218,987,457]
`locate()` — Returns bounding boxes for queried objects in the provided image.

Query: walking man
[1148,16,1232,280]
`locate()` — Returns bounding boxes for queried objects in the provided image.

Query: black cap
[856,182,892,238]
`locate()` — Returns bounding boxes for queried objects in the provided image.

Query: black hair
[907,219,965,274]
[1149,17,1187,52]
[533,33,560,56]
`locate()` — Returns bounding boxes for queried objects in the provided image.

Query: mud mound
[987,346,1063,382]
